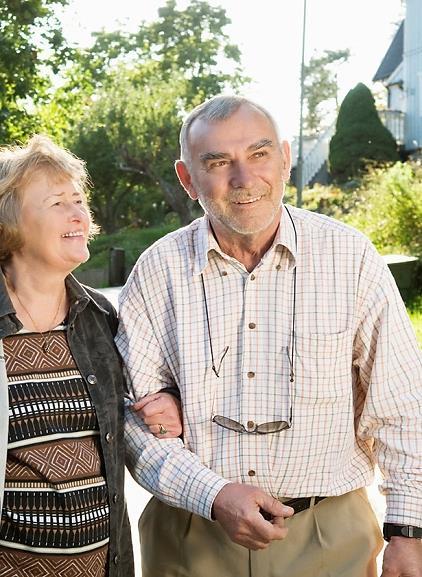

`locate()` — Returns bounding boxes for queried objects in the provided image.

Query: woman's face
[16,171,91,275]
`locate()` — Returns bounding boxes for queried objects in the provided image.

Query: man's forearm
[125,400,229,519]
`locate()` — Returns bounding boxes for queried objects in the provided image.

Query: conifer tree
[329,83,399,181]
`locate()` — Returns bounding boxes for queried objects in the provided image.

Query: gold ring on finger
[158,424,168,435]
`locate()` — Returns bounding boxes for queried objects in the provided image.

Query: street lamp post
[296,0,307,208]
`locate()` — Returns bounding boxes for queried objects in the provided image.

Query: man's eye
[210,160,228,168]
[253,151,266,158]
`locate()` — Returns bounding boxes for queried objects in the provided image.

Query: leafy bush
[342,162,422,258]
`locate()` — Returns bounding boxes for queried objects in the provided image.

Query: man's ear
[174,160,198,200]
[280,140,292,182]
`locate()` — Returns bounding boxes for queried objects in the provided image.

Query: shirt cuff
[178,466,231,520]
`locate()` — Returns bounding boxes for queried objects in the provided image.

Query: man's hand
[212,483,294,550]
[381,537,422,577]
[133,392,183,438]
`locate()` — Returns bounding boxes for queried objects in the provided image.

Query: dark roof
[373,20,404,82]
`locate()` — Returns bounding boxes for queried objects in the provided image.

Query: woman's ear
[174,160,198,200]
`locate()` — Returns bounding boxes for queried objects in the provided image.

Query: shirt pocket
[294,329,354,401]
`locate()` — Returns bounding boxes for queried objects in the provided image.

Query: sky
[57,0,405,141]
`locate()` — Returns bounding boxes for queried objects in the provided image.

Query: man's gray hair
[179,95,280,166]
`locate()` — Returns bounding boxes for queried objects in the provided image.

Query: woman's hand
[132,392,183,438]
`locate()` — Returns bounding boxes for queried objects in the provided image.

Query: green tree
[329,83,399,181]
[69,68,187,233]
[0,0,70,142]
[303,49,350,134]
[48,0,247,232]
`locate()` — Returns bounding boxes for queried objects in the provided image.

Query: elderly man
[116,95,422,577]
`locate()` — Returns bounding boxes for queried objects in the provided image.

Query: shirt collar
[192,216,217,276]
[275,204,298,266]
[192,204,297,276]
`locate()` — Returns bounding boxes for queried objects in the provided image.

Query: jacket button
[113,493,119,503]
[105,432,114,443]
[113,555,119,565]
[87,374,97,385]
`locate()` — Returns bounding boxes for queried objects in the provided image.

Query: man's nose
[229,162,255,189]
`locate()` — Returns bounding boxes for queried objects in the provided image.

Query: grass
[407,295,422,348]
[78,224,178,271]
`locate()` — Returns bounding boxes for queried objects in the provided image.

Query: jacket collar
[0,269,108,338]
[65,274,108,313]
[65,274,109,326]
[0,269,21,338]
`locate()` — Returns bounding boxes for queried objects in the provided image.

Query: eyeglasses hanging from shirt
[201,204,298,434]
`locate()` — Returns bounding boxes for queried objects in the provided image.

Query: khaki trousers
[139,488,384,577]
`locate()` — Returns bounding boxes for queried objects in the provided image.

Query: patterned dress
[0,327,110,577]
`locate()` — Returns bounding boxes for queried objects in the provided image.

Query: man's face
[177,104,291,240]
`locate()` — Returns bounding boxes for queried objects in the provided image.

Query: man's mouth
[234,196,262,205]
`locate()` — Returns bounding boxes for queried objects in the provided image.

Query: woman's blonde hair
[0,134,98,263]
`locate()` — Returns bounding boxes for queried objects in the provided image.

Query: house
[373,0,422,155]
[291,0,421,188]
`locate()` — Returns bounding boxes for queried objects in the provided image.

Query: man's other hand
[381,537,422,577]
[212,483,294,550]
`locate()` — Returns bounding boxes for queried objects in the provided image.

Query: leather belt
[284,496,327,514]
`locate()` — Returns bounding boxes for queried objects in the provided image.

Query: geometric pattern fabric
[1,329,109,573]
[0,544,108,577]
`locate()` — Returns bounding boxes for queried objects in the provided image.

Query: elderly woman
[0,135,181,577]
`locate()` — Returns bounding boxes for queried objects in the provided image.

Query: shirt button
[247,371,255,378]
[247,420,255,430]
[113,493,119,503]
[250,274,256,281]
[87,374,97,385]
[248,322,256,329]
[105,432,114,443]
[276,264,281,270]
[221,271,228,276]
[248,469,256,477]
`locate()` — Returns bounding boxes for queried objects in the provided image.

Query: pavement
[101,286,387,575]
